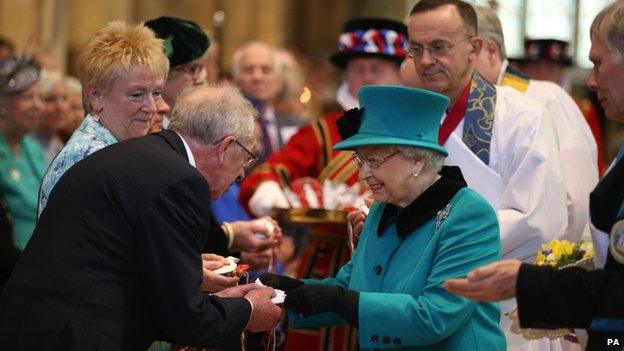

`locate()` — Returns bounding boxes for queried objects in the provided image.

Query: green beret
[145,16,210,68]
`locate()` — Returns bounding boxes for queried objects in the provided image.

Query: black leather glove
[258,272,304,291]
[285,284,359,326]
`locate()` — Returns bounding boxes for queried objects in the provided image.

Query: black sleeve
[0,196,20,291]
[202,212,229,257]
[137,175,250,347]
[517,263,624,329]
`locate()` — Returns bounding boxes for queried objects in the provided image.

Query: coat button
[393,338,402,345]
[375,265,382,275]
[371,334,379,343]
[383,336,391,344]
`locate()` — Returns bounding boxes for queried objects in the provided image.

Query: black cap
[145,16,210,68]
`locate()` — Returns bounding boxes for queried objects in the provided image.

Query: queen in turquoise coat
[261,85,506,350]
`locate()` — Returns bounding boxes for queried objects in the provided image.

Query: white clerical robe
[498,61,599,243]
[445,85,568,262]
[445,84,575,351]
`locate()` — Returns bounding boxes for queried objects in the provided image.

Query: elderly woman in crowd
[261,85,506,350]
[31,69,69,164]
[37,21,168,215]
[0,56,46,251]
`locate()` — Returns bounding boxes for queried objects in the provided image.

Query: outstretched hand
[444,259,522,301]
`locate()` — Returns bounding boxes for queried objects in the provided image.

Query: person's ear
[486,40,501,65]
[469,36,484,59]
[85,83,104,114]
[215,136,236,164]
[411,158,425,179]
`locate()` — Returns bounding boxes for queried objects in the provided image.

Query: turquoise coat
[0,133,46,250]
[290,187,506,350]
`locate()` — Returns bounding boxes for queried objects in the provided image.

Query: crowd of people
[0,0,623,350]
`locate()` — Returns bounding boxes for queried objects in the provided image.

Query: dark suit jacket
[0,130,251,350]
[517,154,624,350]
[0,194,19,291]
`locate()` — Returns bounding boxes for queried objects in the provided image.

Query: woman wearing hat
[261,85,506,350]
[37,21,169,215]
[0,55,46,250]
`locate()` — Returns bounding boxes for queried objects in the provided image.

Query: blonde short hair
[77,21,169,112]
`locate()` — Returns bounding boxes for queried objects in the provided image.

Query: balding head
[231,41,282,104]
[169,85,257,145]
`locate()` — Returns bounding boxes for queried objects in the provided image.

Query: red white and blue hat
[330,18,408,69]
[517,39,573,66]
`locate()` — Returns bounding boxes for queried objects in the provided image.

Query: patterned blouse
[38,114,118,216]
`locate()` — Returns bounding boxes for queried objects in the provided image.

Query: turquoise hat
[334,85,449,156]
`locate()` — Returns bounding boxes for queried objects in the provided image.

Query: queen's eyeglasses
[351,151,400,169]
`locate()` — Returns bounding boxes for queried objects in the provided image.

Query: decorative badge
[9,167,20,182]
[610,219,624,264]
[435,203,452,232]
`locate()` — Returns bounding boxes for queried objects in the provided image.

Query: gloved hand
[285,284,359,325]
[258,272,304,291]
[249,181,289,217]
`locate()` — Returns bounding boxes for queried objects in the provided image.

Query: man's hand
[249,181,289,217]
[244,287,283,332]
[201,254,239,292]
[214,283,264,298]
[230,217,281,253]
[240,249,272,271]
[443,259,522,301]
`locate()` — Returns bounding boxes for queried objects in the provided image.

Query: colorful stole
[500,64,530,93]
[462,71,497,166]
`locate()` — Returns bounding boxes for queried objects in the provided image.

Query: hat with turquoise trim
[334,85,449,156]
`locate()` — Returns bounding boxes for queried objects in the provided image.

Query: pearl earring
[412,171,420,179]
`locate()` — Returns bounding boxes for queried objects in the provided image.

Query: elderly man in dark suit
[0,85,282,350]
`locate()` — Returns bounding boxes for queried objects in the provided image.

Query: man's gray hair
[169,84,258,145]
[231,41,283,78]
[475,6,506,60]
[395,145,445,173]
[591,1,624,55]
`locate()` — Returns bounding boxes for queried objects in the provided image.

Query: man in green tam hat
[146,16,210,127]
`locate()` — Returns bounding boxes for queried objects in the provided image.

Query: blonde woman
[38,21,168,215]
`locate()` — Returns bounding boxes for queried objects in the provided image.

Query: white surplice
[445,85,572,351]
[498,60,599,243]
[445,85,568,262]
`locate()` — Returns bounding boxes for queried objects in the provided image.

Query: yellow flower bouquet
[534,240,594,269]
[509,239,594,341]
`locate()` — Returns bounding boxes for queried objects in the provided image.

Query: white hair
[395,145,445,173]
[168,84,258,145]
[475,6,506,60]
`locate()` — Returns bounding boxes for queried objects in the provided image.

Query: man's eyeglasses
[172,63,207,83]
[235,140,258,168]
[403,37,473,59]
[352,151,400,169]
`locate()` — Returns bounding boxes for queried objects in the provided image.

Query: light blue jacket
[38,114,117,216]
[290,187,506,350]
